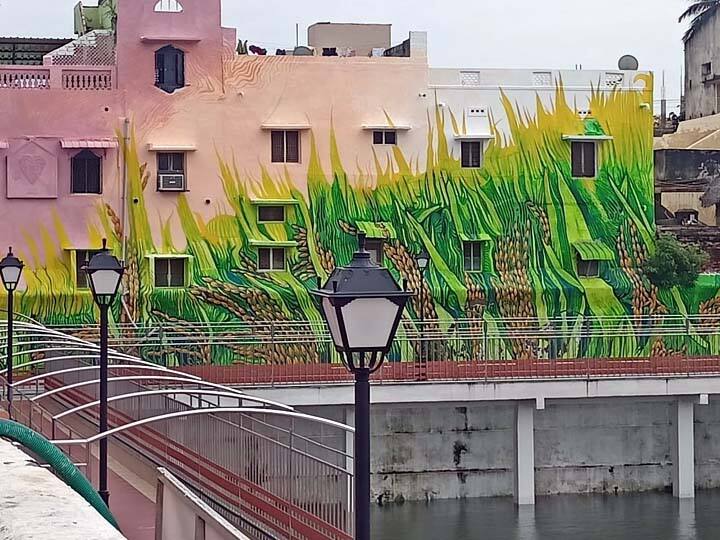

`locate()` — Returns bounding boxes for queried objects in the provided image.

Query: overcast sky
[0,0,688,104]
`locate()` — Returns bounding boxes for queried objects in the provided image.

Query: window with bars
[461,141,483,168]
[372,130,397,145]
[258,248,286,271]
[71,150,102,194]
[571,141,596,178]
[154,258,187,288]
[257,205,285,223]
[155,45,185,93]
[75,250,103,289]
[271,131,300,163]
[463,242,483,272]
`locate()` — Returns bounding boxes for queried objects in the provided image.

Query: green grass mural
[16,77,720,366]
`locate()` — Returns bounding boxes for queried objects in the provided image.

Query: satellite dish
[618,55,639,71]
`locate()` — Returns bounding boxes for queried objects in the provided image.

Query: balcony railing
[0,67,50,89]
[43,314,720,386]
[62,68,113,90]
[0,65,114,90]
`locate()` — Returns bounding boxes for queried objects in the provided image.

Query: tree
[680,1,720,42]
[643,234,709,289]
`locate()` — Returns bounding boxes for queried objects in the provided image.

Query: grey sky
[0,0,688,104]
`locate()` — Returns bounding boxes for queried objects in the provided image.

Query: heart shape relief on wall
[18,154,47,185]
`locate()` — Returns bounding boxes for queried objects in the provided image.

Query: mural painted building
[4,0,713,364]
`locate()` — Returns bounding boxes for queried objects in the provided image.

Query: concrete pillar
[672,399,695,499]
[513,401,535,505]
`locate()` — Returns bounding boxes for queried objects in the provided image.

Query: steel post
[7,290,13,418]
[99,304,110,506]
[354,368,371,540]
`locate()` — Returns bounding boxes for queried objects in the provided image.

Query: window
[461,141,483,168]
[157,152,186,191]
[703,62,713,80]
[373,130,397,145]
[271,131,300,163]
[154,258,187,288]
[154,0,184,12]
[571,141,596,178]
[365,239,384,265]
[75,250,103,289]
[155,45,185,93]
[258,205,285,223]
[71,150,102,194]
[577,259,599,278]
[463,242,483,272]
[258,247,286,271]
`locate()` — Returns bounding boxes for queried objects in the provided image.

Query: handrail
[12,364,192,388]
[52,390,288,421]
[52,407,354,446]
[31,376,251,402]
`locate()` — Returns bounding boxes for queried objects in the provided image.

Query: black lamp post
[0,248,23,417]
[84,240,124,506]
[415,250,430,365]
[312,233,410,540]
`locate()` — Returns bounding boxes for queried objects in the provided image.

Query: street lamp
[0,248,23,417]
[312,233,410,540]
[415,249,430,366]
[84,240,124,506]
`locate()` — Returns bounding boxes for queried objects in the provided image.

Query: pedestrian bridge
[0,318,355,540]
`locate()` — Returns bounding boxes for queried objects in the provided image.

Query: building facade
[684,7,720,119]
[3,0,700,366]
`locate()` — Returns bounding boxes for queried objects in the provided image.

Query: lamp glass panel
[322,297,344,349]
[340,297,400,350]
[1,266,21,288]
[90,269,122,296]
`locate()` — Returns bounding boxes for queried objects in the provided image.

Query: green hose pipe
[0,420,120,530]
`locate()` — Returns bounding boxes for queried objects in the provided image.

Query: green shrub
[643,234,709,289]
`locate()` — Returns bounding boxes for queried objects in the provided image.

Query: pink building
[1,0,665,366]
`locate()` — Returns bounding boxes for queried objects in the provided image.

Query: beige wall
[662,192,717,225]
[308,23,391,56]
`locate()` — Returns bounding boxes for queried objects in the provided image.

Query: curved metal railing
[0,320,355,540]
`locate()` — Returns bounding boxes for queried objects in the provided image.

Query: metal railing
[1,321,354,540]
[36,314,720,385]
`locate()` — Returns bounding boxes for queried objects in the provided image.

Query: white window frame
[151,256,190,289]
[271,130,300,164]
[372,130,397,145]
[257,247,286,272]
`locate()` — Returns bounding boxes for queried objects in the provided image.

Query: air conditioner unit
[158,173,186,191]
[703,72,715,83]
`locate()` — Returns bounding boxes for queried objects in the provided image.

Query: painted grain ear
[154,0,184,13]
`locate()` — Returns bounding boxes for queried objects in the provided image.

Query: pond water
[371,491,720,539]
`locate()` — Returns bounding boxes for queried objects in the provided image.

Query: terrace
[0,31,116,91]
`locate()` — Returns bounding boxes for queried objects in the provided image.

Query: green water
[372,492,720,539]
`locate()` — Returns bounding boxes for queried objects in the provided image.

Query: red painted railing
[179,355,720,386]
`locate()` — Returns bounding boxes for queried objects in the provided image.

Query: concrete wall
[308,23,391,56]
[296,396,720,503]
[685,9,720,119]
[0,439,125,540]
[156,468,250,540]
